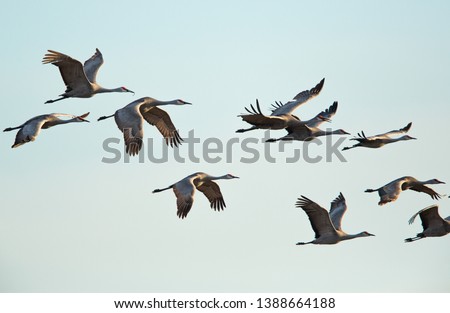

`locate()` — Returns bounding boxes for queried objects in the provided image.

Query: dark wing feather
[196,181,226,211]
[43,50,91,92]
[408,184,442,200]
[140,106,183,147]
[305,101,338,128]
[122,128,143,156]
[114,108,144,156]
[173,186,194,219]
[240,100,288,129]
[271,78,325,116]
[418,205,445,230]
[270,101,285,112]
[292,78,325,101]
[296,195,336,238]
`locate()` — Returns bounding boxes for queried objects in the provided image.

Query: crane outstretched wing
[115,107,144,156]
[239,99,288,129]
[83,48,104,83]
[12,116,49,148]
[305,101,338,128]
[329,192,347,231]
[270,78,324,116]
[196,181,226,211]
[173,179,196,219]
[296,195,336,238]
[353,122,412,142]
[140,106,182,147]
[408,184,442,200]
[43,50,91,93]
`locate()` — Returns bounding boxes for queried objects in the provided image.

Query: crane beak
[125,88,135,95]
[183,101,192,105]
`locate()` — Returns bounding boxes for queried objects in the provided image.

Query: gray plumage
[97,97,191,156]
[3,113,90,148]
[343,122,415,151]
[296,193,374,245]
[43,49,134,103]
[236,78,325,133]
[152,172,239,219]
[405,205,450,242]
[266,101,350,142]
[365,176,445,205]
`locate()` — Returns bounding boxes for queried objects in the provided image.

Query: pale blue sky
[0,0,449,292]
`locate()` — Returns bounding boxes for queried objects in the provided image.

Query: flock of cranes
[3,48,449,245]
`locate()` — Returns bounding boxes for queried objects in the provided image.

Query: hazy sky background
[0,0,449,292]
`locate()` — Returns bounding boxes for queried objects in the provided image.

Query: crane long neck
[152,99,179,106]
[341,232,367,241]
[384,137,404,143]
[206,175,229,181]
[61,119,79,125]
[50,119,77,127]
[420,179,437,185]
[314,129,342,137]
[96,87,123,94]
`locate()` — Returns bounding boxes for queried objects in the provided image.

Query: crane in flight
[296,193,375,245]
[405,205,450,242]
[343,122,415,151]
[4,112,90,148]
[43,49,134,103]
[365,176,445,205]
[265,101,350,142]
[153,172,239,219]
[97,97,190,156]
[236,78,325,133]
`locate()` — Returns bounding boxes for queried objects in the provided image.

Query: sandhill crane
[365,176,445,205]
[405,205,450,242]
[152,172,239,219]
[296,193,374,245]
[266,101,350,142]
[3,112,90,148]
[97,97,190,156]
[236,78,325,133]
[43,49,134,103]
[342,122,415,151]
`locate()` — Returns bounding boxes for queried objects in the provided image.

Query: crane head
[121,87,135,95]
[177,99,192,105]
[362,231,375,237]
[226,174,239,179]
